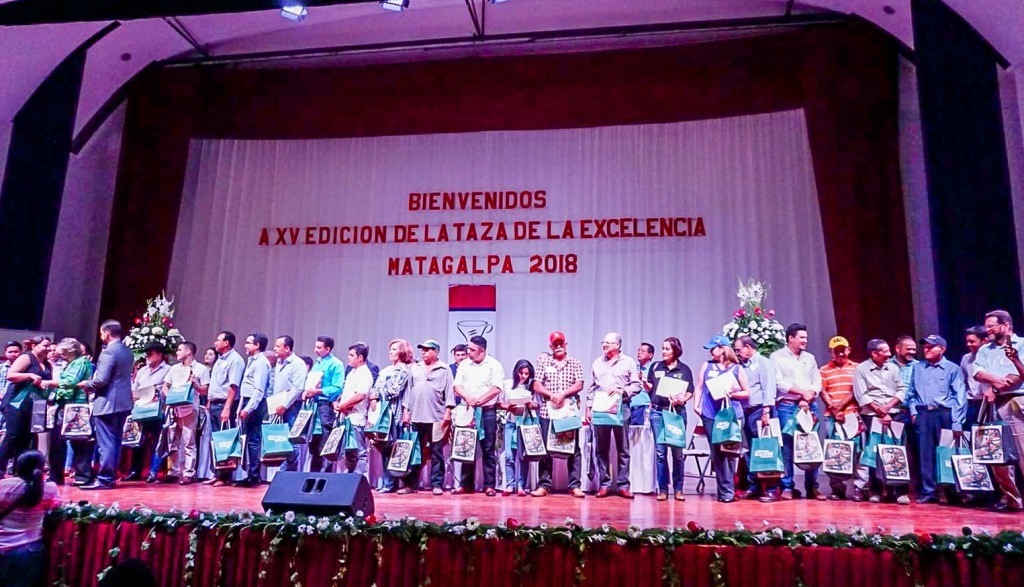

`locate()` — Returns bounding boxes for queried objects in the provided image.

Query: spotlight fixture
[380,0,409,12]
[281,3,308,21]
[488,0,509,3]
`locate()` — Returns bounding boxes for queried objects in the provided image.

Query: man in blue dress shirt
[906,334,965,504]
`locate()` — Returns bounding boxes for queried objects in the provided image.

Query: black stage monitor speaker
[262,472,374,516]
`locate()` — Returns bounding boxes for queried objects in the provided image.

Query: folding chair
[680,425,713,494]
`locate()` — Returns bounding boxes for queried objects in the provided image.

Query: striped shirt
[819,360,859,416]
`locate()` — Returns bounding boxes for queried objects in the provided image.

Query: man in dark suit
[78,319,135,489]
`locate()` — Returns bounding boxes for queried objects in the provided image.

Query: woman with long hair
[0,337,52,477]
[39,338,95,485]
[693,335,750,503]
[648,337,695,502]
[371,339,413,493]
[0,450,60,587]
[501,359,536,496]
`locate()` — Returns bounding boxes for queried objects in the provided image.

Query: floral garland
[47,503,1024,561]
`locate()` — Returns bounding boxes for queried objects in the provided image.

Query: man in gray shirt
[402,339,455,494]
[271,335,309,472]
[234,333,271,487]
[852,338,910,504]
[206,331,245,486]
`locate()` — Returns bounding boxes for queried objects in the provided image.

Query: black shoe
[80,481,115,490]
[916,495,939,505]
[123,472,142,482]
[146,473,159,484]
[234,478,261,488]
[159,476,180,485]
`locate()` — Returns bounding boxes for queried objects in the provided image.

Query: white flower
[539,523,548,530]
[707,530,716,540]
[485,529,498,540]
[753,532,768,544]
[284,511,296,523]
[771,528,784,539]
[333,523,342,533]
[564,517,575,527]
[826,525,837,535]
[627,525,642,539]
[308,515,318,525]
[355,511,365,518]
[465,517,480,531]
[141,327,150,334]
[1004,544,1015,553]
[169,328,180,337]
[152,326,164,335]
[601,523,611,532]
[734,521,745,531]
[317,520,330,532]
[451,525,466,535]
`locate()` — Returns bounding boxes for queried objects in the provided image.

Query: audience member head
[919,334,947,364]
[468,336,488,363]
[177,341,198,363]
[784,323,808,353]
[315,336,334,358]
[55,337,84,362]
[513,359,535,388]
[143,343,164,366]
[732,335,757,361]
[13,450,47,509]
[214,331,236,354]
[100,319,122,342]
[548,331,567,360]
[965,326,987,355]
[662,336,683,364]
[203,347,217,367]
[984,309,1014,344]
[828,335,851,366]
[866,338,891,365]
[347,343,369,367]
[636,342,655,365]
[451,344,468,364]
[600,332,622,359]
[301,355,315,370]
[28,336,51,360]
[4,340,23,363]
[245,332,269,355]
[274,335,295,361]
[388,339,414,365]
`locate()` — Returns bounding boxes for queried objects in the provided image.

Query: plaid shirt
[534,353,584,419]
[0,361,9,399]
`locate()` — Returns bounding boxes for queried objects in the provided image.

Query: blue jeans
[649,408,686,494]
[703,416,736,501]
[0,540,44,587]
[777,401,820,493]
[239,398,267,481]
[503,420,523,491]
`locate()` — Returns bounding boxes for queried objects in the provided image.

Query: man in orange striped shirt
[819,336,860,500]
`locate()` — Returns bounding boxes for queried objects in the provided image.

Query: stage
[45,481,1024,587]
[57,482,1023,535]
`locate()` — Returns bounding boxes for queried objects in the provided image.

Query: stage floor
[59,481,1022,535]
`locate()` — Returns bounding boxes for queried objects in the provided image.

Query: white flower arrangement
[722,278,786,356]
[124,292,185,359]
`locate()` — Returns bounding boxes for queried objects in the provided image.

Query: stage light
[281,3,308,21]
[488,0,510,3]
[380,0,409,12]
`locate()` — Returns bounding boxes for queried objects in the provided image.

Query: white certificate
[656,376,689,399]
[889,420,905,439]
[547,400,578,420]
[592,391,621,414]
[505,387,532,406]
[366,401,383,427]
[132,384,157,404]
[704,372,738,401]
[796,408,815,433]
[841,414,860,439]
[266,392,291,415]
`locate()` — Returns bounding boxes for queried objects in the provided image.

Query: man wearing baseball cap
[401,339,455,495]
[532,331,586,497]
[906,334,966,504]
[819,335,859,500]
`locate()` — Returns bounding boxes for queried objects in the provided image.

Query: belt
[920,406,951,412]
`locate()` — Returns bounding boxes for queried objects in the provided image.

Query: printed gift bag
[546,425,576,457]
[211,427,243,469]
[936,431,970,486]
[289,402,316,445]
[122,417,143,447]
[952,454,994,492]
[877,443,911,486]
[711,400,742,454]
[165,383,195,407]
[260,420,294,464]
[131,400,162,423]
[518,409,547,461]
[655,408,687,448]
[387,428,420,475]
[972,401,1018,465]
[29,399,48,433]
[60,404,93,439]
[750,424,784,478]
[365,401,395,443]
[860,419,897,469]
[451,426,478,463]
[320,418,350,462]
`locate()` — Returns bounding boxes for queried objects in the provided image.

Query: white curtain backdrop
[169,109,835,377]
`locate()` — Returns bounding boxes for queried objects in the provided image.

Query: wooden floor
[59,481,1023,534]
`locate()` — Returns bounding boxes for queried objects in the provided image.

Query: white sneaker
[896,495,911,505]
[868,494,881,503]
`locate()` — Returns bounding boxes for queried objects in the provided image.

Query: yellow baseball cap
[828,336,850,349]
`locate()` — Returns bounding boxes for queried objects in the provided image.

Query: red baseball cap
[549,331,566,344]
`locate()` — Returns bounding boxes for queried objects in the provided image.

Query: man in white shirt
[453,335,505,495]
[270,335,309,472]
[769,323,825,501]
[162,341,209,484]
[336,343,372,477]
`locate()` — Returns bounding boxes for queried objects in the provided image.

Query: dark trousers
[742,405,775,490]
[94,412,128,486]
[461,407,497,491]
[537,417,582,490]
[281,403,302,471]
[778,401,820,493]
[405,422,446,489]
[209,399,237,480]
[239,399,267,480]
[0,400,33,475]
[594,423,630,491]
[915,408,952,499]
[130,418,162,476]
[48,409,93,484]
[308,401,337,473]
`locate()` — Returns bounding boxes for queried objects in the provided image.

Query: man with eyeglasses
[585,332,642,498]
[973,309,1024,512]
